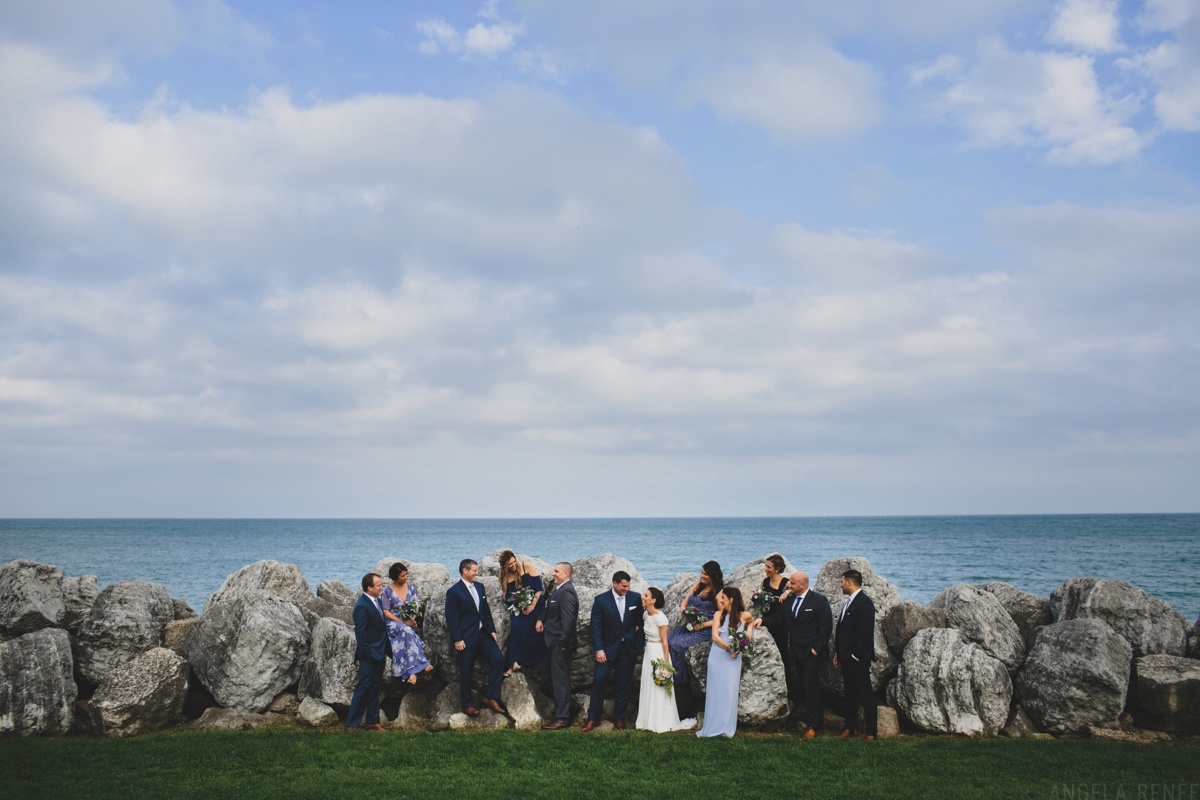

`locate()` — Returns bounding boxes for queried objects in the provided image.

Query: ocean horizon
[2,514,1197,621]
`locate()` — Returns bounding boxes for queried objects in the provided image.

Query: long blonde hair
[499,549,524,589]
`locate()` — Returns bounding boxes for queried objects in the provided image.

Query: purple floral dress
[381,583,432,679]
[667,591,717,685]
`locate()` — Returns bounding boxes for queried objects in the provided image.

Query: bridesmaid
[754,554,796,703]
[499,549,545,677]
[696,587,753,738]
[380,562,433,684]
[667,560,723,687]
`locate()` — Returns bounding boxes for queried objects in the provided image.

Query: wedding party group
[345,551,879,740]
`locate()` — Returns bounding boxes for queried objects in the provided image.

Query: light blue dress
[696,617,743,738]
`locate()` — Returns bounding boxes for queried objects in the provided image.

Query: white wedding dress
[635,610,696,732]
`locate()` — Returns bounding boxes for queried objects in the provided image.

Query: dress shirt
[841,588,861,621]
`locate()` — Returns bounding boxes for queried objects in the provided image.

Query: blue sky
[1,0,1197,517]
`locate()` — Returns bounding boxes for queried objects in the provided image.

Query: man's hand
[492,632,499,642]
[750,618,763,629]
[535,620,544,633]
[833,655,840,668]
[455,640,465,651]
[811,648,819,657]
[595,650,607,664]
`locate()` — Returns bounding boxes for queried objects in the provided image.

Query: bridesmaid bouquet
[398,598,420,621]
[506,586,538,616]
[680,606,707,631]
[650,658,676,697]
[728,628,757,658]
[749,590,779,617]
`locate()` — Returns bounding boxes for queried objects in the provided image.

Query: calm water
[1,515,1197,620]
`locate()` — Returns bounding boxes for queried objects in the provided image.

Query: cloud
[1046,0,1124,53]
[416,16,523,59]
[1123,3,1200,131]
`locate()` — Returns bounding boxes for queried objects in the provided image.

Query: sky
[0,0,1197,518]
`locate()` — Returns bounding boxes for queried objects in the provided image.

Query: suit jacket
[542,580,579,650]
[445,579,496,647]
[784,590,833,661]
[590,589,643,657]
[353,593,388,662]
[835,590,876,663]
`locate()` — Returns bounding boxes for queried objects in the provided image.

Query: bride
[635,586,695,732]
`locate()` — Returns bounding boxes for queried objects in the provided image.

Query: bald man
[783,571,833,737]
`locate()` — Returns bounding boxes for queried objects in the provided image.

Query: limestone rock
[1051,578,1188,657]
[664,573,699,628]
[877,705,900,738]
[75,581,174,685]
[0,628,77,736]
[685,628,789,728]
[1186,615,1199,660]
[571,554,648,592]
[975,582,1052,642]
[1135,653,1200,732]
[725,554,797,603]
[889,628,1012,736]
[818,557,903,693]
[422,578,509,688]
[1087,725,1172,744]
[395,688,435,729]
[171,598,197,620]
[90,647,189,737]
[882,602,948,655]
[163,619,195,653]
[476,708,511,730]
[448,712,477,730]
[303,597,354,628]
[480,551,554,585]
[567,584,605,689]
[267,692,300,716]
[297,696,339,727]
[185,588,311,714]
[929,584,1025,671]
[500,672,554,731]
[205,560,313,613]
[317,580,355,606]
[1002,704,1038,738]
[428,683,460,732]
[299,617,357,707]
[191,707,247,731]
[0,560,65,636]
[1016,618,1132,734]
[61,575,99,634]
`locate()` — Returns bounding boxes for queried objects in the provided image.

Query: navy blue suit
[445,579,505,711]
[588,589,643,723]
[347,592,388,728]
[836,590,878,736]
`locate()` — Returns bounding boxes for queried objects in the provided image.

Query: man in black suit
[834,569,878,741]
[582,570,643,731]
[784,570,833,737]
[445,558,507,717]
[347,572,388,732]
[537,561,579,730]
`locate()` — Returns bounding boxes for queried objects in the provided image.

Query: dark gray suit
[541,579,579,722]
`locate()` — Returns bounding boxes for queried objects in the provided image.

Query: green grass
[1,729,1197,799]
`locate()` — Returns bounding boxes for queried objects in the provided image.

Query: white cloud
[1047,0,1123,53]
[1122,7,1200,131]
[416,16,522,60]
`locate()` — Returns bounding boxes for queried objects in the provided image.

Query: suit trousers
[544,640,574,721]
[456,635,505,711]
[589,647,635,723]
[347,656,384,727]
[795,651,824,731]
[840,656,878,736]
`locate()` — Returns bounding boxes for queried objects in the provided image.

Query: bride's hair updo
[646,586,665,610]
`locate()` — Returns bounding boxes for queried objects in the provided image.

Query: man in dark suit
[347,572,388,731]
[784,570,833,737]
[445,558,507,717]
[537,561,579,730]
[581,570,643,731]
[834,569,878,741]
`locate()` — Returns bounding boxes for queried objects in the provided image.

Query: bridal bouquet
[506,586,538,616]
[728,628,757,658]
[651,658,676,697]
[749,590,779,617]
[680,606,708,631]
[398,598,420,622]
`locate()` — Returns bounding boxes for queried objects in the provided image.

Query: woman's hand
[403,619,417,628]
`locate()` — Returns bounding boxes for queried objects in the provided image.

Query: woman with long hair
[666,560,724,689]
[498,549,545,677]
[696,586,753,738]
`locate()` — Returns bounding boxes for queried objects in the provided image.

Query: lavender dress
[381,584,432,679]
[667,591,717,685]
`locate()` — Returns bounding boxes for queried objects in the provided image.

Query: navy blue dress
[504,573,546,669]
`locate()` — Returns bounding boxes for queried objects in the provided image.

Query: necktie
[794,595,802,617]
[617,593,625,622]
[840,596,851,621]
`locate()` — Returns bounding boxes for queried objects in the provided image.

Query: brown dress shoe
[464,706,481,717]
[862,735,876,742]
[541,720,568,730]
[364,724,385,732]
[615,721,626,731]
[482,697,509,716]
[803,728,818,738]
[580,720,598,732]
[838,729,855,738]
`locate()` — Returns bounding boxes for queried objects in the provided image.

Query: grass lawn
[2,729,1197,800]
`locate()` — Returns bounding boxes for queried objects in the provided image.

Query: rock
[243,712,284,729]
[1016,618,1132,734]
[428,684,460,732]
[185,588,311,714]
[877,705,900,738]
[975,582,1052,642]
[929,584,1025,671]
[570,554,648,592]
[448,712,477,730]
[685,629,789,728]
[205,560,313,612]
[395,689,435,729]
[191,707,247,731]
[90,647,189,737]
[889,628,1012,736]
[1050,578,1188,657]
[61,575,99,633]
[1135,654,1200,732]
[163,619,196,653]
[303,597,354,627]
[317,580,355,607]
[75,581,174,685]
[0,560,65,635]
[422,578,509,688]
[480,551,554,584]
[0,628,77,736]
[817,557,903,693]
[267,692,300,716]
[1087,725,1172,744]
[566,584,606,689]
[588,720,616,733]
[500,672,554,731]
[882,601,948,655]
[1187,615,1199,660]
[299,617,357,707]
[1002,704,1038,738]
[476,708,511,730]
[297,696,339,727]
[171,598,197,620]
[724,554,797,603]
[663,573,699,627]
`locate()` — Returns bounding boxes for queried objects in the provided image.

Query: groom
[445,558,507,717]
[582,570,643,731]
